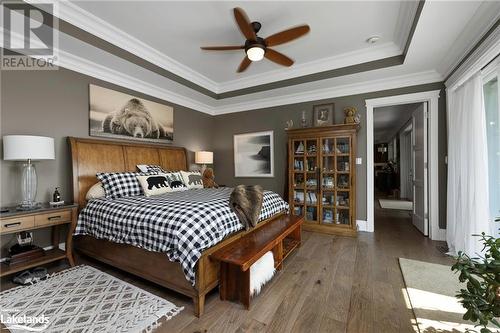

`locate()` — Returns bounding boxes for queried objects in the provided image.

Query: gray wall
[213,82,447,228]
[0,68,214,207]
[0,68,214,254]
[0,67,448,255]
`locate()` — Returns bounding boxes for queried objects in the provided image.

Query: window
[483,61,500,236]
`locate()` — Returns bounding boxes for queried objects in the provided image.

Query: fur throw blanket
[229,185,264,230]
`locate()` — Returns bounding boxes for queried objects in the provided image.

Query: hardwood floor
[0,206,453,333]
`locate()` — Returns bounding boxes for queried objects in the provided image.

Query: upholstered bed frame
[68,137,282,317]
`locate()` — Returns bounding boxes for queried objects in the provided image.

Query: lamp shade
[3,135,55,161]
[195,151,213,164]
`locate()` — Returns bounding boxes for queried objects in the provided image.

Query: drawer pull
[4,222,21,228]
[48,215,62,220]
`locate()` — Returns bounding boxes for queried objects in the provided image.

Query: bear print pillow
[164,172,188,192]
[180,171,203,189]
[137,174,171,197]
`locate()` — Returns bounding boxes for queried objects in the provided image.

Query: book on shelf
[294,191,304,203]
[307,192,317,204]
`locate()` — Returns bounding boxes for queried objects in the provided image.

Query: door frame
[399,122,413,200]
[365,90,445,240]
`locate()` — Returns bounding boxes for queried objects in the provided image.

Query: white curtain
[446,73,490,256]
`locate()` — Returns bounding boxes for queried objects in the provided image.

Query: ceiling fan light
[246,46,265,61]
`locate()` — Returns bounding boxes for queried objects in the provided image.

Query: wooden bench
[210,214,303,309]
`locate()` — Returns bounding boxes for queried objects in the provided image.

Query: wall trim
[216,42,401,93]
[356,220,369,232]
[58,49,217,115]
[365,90,444,240]
[46,0,416,96]
[215,70,443,115]
[55,0,220,93]
[445,23,500,90]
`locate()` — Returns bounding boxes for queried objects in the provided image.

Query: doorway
[365,91,444,240]
[373,102,428,235]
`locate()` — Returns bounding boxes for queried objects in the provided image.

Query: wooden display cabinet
[287,124,360,236]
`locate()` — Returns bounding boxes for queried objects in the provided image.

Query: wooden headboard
[68,137,188,209]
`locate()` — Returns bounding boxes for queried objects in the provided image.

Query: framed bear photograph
[89,84,174,143]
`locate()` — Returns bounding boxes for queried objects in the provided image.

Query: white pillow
[180,171,203,189]
[85,182,105,200]
[137,174,171,197]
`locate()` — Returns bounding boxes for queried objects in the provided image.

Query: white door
[412,103,428,235]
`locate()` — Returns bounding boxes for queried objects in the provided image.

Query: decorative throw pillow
[136,164,167,174]
[164,172,188,191]
[85,182,105,200]
[97,172,150,198]
[137,174,171,197]
[180,171,203,189]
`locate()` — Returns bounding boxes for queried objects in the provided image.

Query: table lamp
[3,135,55,210]
[195,151,213,173]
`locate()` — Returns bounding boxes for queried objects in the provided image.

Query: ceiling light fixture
[246,45,265,61]
[366,35,380,44]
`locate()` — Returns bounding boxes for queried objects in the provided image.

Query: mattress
[75,187,289,285]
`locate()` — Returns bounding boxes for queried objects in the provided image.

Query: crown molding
[440,2,500,80]
[215,70,443,115]
[57,48,217,115]
[39,1,416,96]
[445,23,500,90]
[394,0,419,52]
[216,42,401,93]
[54,0,220,93]
[56,44,442,116]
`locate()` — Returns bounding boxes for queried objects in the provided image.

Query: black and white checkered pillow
[136,164,167,173]
[97,172,151,199]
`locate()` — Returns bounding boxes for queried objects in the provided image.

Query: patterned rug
[0,265,183,332]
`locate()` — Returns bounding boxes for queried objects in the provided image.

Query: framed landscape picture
[89,84,174,143]
[234,131,274,177]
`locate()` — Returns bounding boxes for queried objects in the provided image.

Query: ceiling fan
[200,7,310,73]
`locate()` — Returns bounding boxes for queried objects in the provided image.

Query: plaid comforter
[75,187,289,285]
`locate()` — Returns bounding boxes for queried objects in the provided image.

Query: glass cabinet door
[291,139,305,218]
[319,136,353,226]
[305,139,319,223]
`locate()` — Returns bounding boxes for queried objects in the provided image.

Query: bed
[68,137,288,317]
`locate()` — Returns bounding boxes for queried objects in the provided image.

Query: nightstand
[0,203,78,277]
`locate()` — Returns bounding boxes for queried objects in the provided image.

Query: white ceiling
[70,1,410,84]
[24,0,500,115]
[374,103,421,143]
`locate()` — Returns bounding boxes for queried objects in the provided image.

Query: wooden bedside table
[0,203,78,277]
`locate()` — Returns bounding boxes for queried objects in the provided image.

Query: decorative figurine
[53,187,61,202]
[300,110,308,128]
[344,106,358,124]
[285,120,294,130]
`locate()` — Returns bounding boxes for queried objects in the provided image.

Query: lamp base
[16,201,41,211]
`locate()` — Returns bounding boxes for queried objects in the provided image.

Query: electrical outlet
[356,157,362,165]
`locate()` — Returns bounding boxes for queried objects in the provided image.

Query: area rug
[379,199,413,210]
[0,265,183,332]
[399,258,496,333]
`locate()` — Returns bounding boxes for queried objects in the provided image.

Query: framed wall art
[89,84,174,143]
[234,130,274,177]
[313,103,335,126]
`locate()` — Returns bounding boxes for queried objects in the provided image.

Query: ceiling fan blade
[265,25,310,47]
[200,46,244,50]
[265,49,294,67]
[233,7,256,41]
[237,56,252,73]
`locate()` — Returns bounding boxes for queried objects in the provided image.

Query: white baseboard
[357,220,372,232]
[0,242,66,263]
